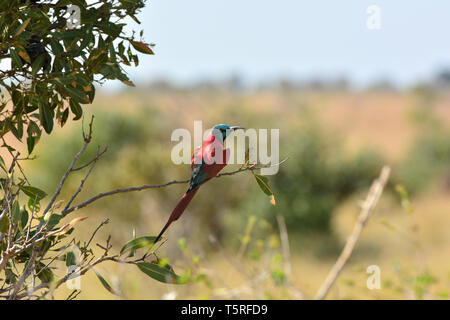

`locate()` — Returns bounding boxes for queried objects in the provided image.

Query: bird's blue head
[212,124,244,141]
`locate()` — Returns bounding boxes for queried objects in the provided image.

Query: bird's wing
[188,146,206,192]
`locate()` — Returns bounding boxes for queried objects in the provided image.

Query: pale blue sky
[1,1,447,89]
[119,0,450,88]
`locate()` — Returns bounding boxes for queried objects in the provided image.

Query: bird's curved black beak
[230,126,245,131]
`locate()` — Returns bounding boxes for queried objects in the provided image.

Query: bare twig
[42,116,95,217]
[61,158,289,216]
[71,147,108,172]
[85,218,109,249]
[315,166,391,300]
[63,146,107,212]
[61,178,190,215]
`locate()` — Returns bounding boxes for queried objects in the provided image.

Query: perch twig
[315,166,390,300]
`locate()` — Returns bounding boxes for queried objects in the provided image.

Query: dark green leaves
[27,134,35,155]
[0,214,9,233]
[26,120,41,155]
[120,236,159,256]
[50,40,64,56]
[9,49,23,68]
[11,202,29,232]
[122,237,187,285]
[94,271,119,296]
[69,99,83,120]
[44,213,63,229]
[0,156,6,173]
[39,104,54,134]
[253,174,276,205]
[19,185,47,201]
[36,262,54,283]
[137,262,185,284]
[1,0,152,150]
[65,252,76,267]
[31,54,46,77]
[254,174,272,196]
[18,207,29,232]
[15,18,30,37]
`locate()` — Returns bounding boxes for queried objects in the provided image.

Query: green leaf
[94,271,119,296]
[5,267,17,284]
[39,104,54,134]
[120,236,159,256]
[10,49,23,68]
[65,87,89,104]
[0,214,9,233]
[137,262,185,284]
[36,262,54,283]
[45,213,63,228]
[58,108,69,127]
[7,119,21,141]
[25,104,38,114]
[254,174,273,196]
[0,155,6,173]
[19,185,47,201]
[69,99,82,120]
[16,116,23,139]
[50,40,64,56]
[65,252,76,267]
[11,89,24,113]
[27,134,35,155]
[12,201,21,224]
[31,54,46,77]
[253,174,276,206]
[15,18,31,37]
[27,196,40,213]
[18,206,28,231]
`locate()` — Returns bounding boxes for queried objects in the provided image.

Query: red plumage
[154,189,198,244]
[154,130,231,244]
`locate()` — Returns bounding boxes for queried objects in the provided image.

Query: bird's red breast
[192,133,230,180]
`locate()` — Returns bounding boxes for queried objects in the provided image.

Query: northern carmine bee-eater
[154,124,244,244]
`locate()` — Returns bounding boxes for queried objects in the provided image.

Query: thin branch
[71,147,108,172]
[85,219,109,249]
[61,158,289,216]
[41,116,95,217]
[315,166,391,300]
[61,178,190,215]
[63,146,105,212]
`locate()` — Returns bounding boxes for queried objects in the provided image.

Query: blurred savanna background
[2,0,450,299]
[11,75,450,299]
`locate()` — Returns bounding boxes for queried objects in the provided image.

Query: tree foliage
[0,0,153,152]
[0,0,165,299]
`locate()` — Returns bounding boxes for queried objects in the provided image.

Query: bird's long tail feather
[154,189,199,244]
